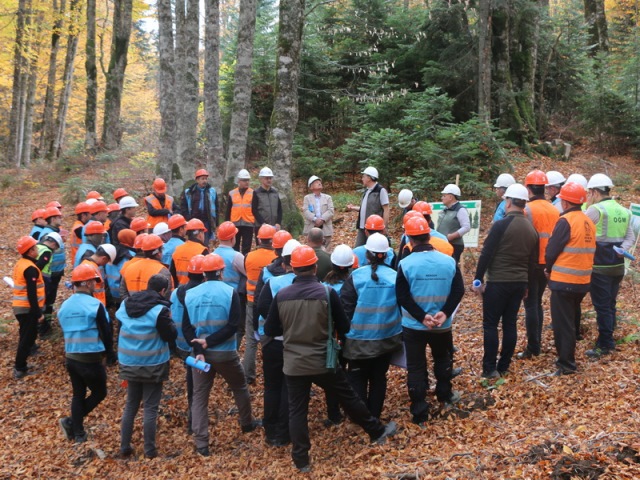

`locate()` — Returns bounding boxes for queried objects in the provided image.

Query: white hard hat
[85,198,98,206]
[362,166,379,179]
[365,232,389,253]
[259,167,274,177]
[441,184,461,196]
[503,183,529,201]
[587,173,614,189]
[98,244,117,263]
[237,169,251,180]
[282,239,302,257]
[119,196,139,209]
[330,244,355,267]
[42,232,63,248]
[566,173,588,188]
[397,189,413,208]
[545,171,566,187]
[494,173,516,188]
[307,175,321,188]
[153,222,170,236]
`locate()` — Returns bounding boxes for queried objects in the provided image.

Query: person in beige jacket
[302,176,334,251]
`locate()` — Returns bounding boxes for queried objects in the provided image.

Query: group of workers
[8,164,635,472]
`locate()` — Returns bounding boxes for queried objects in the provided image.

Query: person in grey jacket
[302,176,334,251]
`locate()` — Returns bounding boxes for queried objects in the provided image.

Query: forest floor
[1,146,640,479]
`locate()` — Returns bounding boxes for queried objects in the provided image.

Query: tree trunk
[204,0,225,192]
[102,0,133,149]
[174,0,186,173]
[85,0,98,154]
[225,0,259,187]
[584,0,609,54]
[157,0,177,186]
[477,0,492,123]
[8,0,29,166]
[22,6,44,167]
[268,0,305,215]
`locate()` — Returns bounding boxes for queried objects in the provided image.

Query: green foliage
[60,177,85,204]
[331,192,361,212]
[282,209,304,237]
[0,174,12,190]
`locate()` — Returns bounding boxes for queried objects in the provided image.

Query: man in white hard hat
[110,196,139,247]
[397,189,416,214]
[252,167,282,234]
[545,171,566,212]
[584,173,635,359]
[302,176,334,251]
[347,166,390,247]
[492,174,516,223]
[225,169,256,255]
[436,184,470,264]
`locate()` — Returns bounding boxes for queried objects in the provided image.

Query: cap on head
[46,201,62,209]
[441,184,461,196]
[217,221,239,241]
[71,264,102,283]
[153,222,170,236]
[330,244,355,267]
[97,244,117,263]
[290,245,318,268]
[566,173,588,189]
[86,191,103,200]
[587,173,614,189]
[153,178,167,194]
[118,229,136,248]
[113,188,129,202]
[195,169,209,179]
[307,175,321,188]
[545,171,566,187]
[188,254,206,274]
[365,232,390,253]
[272,230,293,249]
[142,234,164,252]
[397,189,413,208]
[133,233,148,250]
[130,217,150,233]
[237,169,251,180]
[85,221,106,235]
[259,167,274,177]
[362,166,379,179]
[282,239,302,257]
[17,236,37,255]
[185,218,207,232]
[202,253,225,272]
[43,206,62,219]
[257,224,276,239]
[90,201,108,214]
[118,196,139,209]
[404,216,431,236]
[42,232,63,249]
[364,215,385,231]
[503,183,529,201]
[524,170,548,186]
[168,214,187,230]
[412,201,433,215]
[494,173,516,188]
[31,208,47,221]
[558,182,587,204]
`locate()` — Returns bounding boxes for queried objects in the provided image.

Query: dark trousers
[403,327,453,424]
[286,369,384,469]
[482,282,527,374]
[346,352,392,419]
[65,358,107,436]
[41,273,62,335]
[590,272,623,351]
[523,265,548,355]
[233,226,254,256]
[15,312,39,370]
[120,381,163,457]
[262,340,289,442]
[551,289,586,373]
[452,244,464,265]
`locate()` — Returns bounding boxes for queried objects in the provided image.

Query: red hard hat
[412,201,433,215]
[403,210,423,226]
[84,221,106,235]
[525,170,548,186]
[46,201,62,209]
[404,216,431,236]
[107,203,120,212]
[17,236,37,255]
[86,190,102,200]
[257,224,276,239]
[74,202,91,215]
[153,178,167,194]
[202,253,225,272]
[168,214,187,230]
[71,263,102,283]
[43,206,62,219]
[113,188,129,202]
[31,208,46,221]
[118,229,136,247]
[90,201,108,214]
[188,254,206,274]
[557,182,587,205]
[290,245,318,268]
[130,217,150,233]
[185,218,207,232]
[133,233,148,250]
[272,230,293,249]
[217,221,239,241]
[364,215,385,231]
[142,234,164,252]
[195,169,209,179]
[352,254,359,269]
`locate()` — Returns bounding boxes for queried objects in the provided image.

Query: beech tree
[85,0,98,153]
[157,0,177,182]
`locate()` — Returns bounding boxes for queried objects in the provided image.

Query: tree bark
[157,0,177,186]
[102,0,133,149]
[85,0,98,154]
[8,0,29,166]
[584,0,609,54]
[21,6,44,167]
[477,0,492,123]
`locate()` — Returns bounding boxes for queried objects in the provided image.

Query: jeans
[346,352,392,419]
[233,226,254,256]
[523,265,548,355]
[120,381,163,457]
[14,312,39,370]
[262,340,289,442]
[482,282,527,374]
[590,272,623,351]
[551,289,586,373]
[65,358,107,436]
[242,302,258,383]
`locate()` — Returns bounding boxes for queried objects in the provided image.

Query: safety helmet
[17,236,37,255]
[90,201,108,214]
[113,188,129,202]
[361,166,379,179]
[97,244,117,263]
[142,234,164,252]
[441,184,461,196]
[71,264,102,283]
[503,183,529,201]
[133,233,148,250]
[86,198,97,206]
[403,210,423,225]
[282,239,302,257]
[259,167,274,177]
[524,170,548,186]
[118,196,139,209]
[43,206,62,219]
[587,173,614,189]
[107,203,120,213]
[168,214,187,230]
[85,221,106,235]
[307,175,321,188]
[217,221,239,241]
[365,232,390,253]
[202,253,225,272]
[404,216,431,236]
[152,178,167,194]
[31,208,46,221]
[130,217,150,233]
[331,244,355,267]
[290,245,318,268]
[257,224,276,239]
[153,222,170,236]
[364,215,385,231]
[195,168,209,179]
[558,182,587,205]
[545,171,566,187]
[185,218,207,232]
[397,189,413,208]
[86,191,103,200]
[188,254,206,274]
[72,203,89,215]
[272,230,293,249]
[412,201,433,215]
[118,229,136,248]
[352,254,359,269]
[42,232,63,249]
[566,173,588,189]
[237,169,251,180]
[494,173,516,188]
[46,201,62,210]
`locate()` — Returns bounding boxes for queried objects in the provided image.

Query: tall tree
[478,0,492,123]
[8,0,29,166]
[157,0,177,184]
[21,4,44,167]
[584,0,609,54]
[85,0,98,153]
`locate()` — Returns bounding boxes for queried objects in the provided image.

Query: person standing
[161,215,187,266]
[110,196,139,246]
[545,183,596,375]
[352,215,396,268]
[436,184,470,264]
[74,221,106,268]
[305,227,333,281]
[472,184,538,378]
[347,166,390,247]
[182,169,219,243]
[57,264,115,443]
[584,174,635,358]
[251,167,282,232]
[145,178,175,230]
[545,171,566,212]
[70,203,92,262]
[170,219,209,286]
[302,176,334,251]
[29,208,48,240]
[121,234,172,300]
[264,245,397,473]
[225,169,256,255]
[492,173,516,223]
[40,206,66,336]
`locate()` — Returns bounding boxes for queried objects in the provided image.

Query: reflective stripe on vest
[245,248,276,302]
[550,210,596,285]
[172,241,206,285]
[525,199,560,264]
[593,199,630,243]
[185,281,236,352]
[12,258,45,309]
[214,246,241,290]
[117,303,170,366]
[145,194,174,229]
[230,188,255,225]
[58,293,105,354]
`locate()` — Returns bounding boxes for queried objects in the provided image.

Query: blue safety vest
[117,303,169,366]
[185,281,235,351]
[74,243,97,268]
[170,286,192,351]
[184,186,217,219]
[353,245,395,269]
[162,237,184,266]
[30,225,44,240]
[493,200,507,223]
[348,265,401,340]
[214,246,241,290]
[104,251,133,301]
[80,221,110,244]
[58,293,106,354]
[399,250,456,331]
[257,272,295,336]
[40,226,65,274]
[323,280,345,295]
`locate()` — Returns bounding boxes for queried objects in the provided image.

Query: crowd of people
[9,165,636,472]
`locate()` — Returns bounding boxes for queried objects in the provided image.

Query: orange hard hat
[107,203,120,212]
[364,215,385,231]
[403,210,423,225]
[195,169,209,179]
[71,263,102,283]
[84,221,106,235]
[290,245,318,268]
[17,236,37,255]
[90,201,108,214]
[31,208,46,221]
[525,170,548,186]
[142,233,164,252]
[118,229,136,247]
[168,214,187,230]
[86,190,102,200]
[412,201,433,215]
[272,230,293,249]
[133,233,148,250]
[43,206,62,219]
[188,254,206,274]
[152,178,167,193]
[352,254,359,269]
[557,182,587,205]
[202,253,225,272]
[113,188,129,202]
[185,218,207,232]
[74,202,91,215]
[46,200,62,209]
[217,221,239,241]
[257,224,276,239]
[130,217,150,233]
[404,216,431,236]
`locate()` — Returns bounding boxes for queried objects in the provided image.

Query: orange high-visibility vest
[245,248,276,302]
[122,258,169,293]
[172,241,208,285]
[145,194,174,229]
[230,188,255,226]
[525,199,560,264]
[80,259,107,306]
[550,211,596,285]
[12,258,45,310]
[70,220,84,262]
